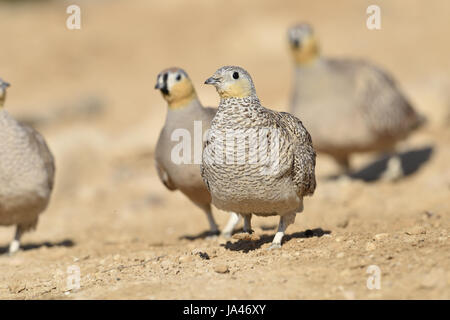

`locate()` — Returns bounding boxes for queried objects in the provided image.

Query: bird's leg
[334,155,352,181]
[221,212,241,238]
[243,214,253,234]
[203,206,220,236]
[270,213,296,250]
[381,153,403,182]
[9,225,24,255]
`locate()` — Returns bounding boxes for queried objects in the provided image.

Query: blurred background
[0,0,448,299]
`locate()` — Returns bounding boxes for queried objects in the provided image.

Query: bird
[201,66,316,249]
[154,67,240,238]
[287,23,425,180]
[0,79,55,254]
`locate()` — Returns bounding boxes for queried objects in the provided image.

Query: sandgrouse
[288,23,425,180]
[0,79,55,254]
[201,66,316,249]
[155,68,240,237]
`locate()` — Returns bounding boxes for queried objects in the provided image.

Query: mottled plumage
[0,79,55,254]
[154,68,239,237]
[202,66,316,248]
[288,24,425,177]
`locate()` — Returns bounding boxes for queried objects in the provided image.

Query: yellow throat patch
[291,36,320,65]
[166,78,197,109]
[218,79,252,99]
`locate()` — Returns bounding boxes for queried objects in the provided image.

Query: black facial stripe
[161,87,169,95]
[160,72,169,95]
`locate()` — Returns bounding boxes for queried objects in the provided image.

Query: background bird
[202,66,316,248]
[154,67,240,238]
[0,79,55,254]
[287,23,426,180]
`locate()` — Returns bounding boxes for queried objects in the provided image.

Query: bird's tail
[410,112,427,131]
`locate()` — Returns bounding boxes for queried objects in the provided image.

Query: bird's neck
[165,97,203,123]
[294,55,323,70]
[167,91,198,110]
[215,95,262,129]
[219,94,260,110]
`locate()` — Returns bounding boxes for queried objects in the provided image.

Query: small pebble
[232,233,260,241]
[405,226,426,235]
[179,255,193,263]
[374,233,389,240]
[213,264,229,274]
[337,219,349,228]
[160,260,171,270]
[366,242,376,251]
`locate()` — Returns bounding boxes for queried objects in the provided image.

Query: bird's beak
[155,80,169,95]
[291,38,301,49]
[0,82,10,89]
[204,76,220,85]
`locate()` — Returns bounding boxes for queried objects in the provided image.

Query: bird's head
[204,66,256,99]
[288,23,320,65]
[0,78,10,108]
[155,67,197,109]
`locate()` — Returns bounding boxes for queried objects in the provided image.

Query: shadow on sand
[179,230,223,241]
[180,224,280,241]
[0,239,75,255]
[328,146,434,182]
[223,228,331,253]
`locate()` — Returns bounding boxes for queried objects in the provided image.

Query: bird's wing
[155,158,177,191]
[21,123,56,190]
[331,58,424,137]
[154,128,177,191]
[277,112,316,197]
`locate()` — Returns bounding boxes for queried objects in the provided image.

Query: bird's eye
[176,74,182,81]
[232,72,239,80]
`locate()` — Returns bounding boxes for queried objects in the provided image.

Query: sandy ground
[0,0,449,299]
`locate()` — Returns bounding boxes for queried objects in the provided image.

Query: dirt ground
[0,0,449,299]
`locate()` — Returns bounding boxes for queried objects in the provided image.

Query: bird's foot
[268,243,282,250]
[336,173,352,184]
[381,156,403,182]
[221,231,233,239]
[8,240,20,255]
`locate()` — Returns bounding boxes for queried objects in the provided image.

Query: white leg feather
[8,226,23,255]
[221,212,241,238]
[381,154,404,181]
[270,212,296,250]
